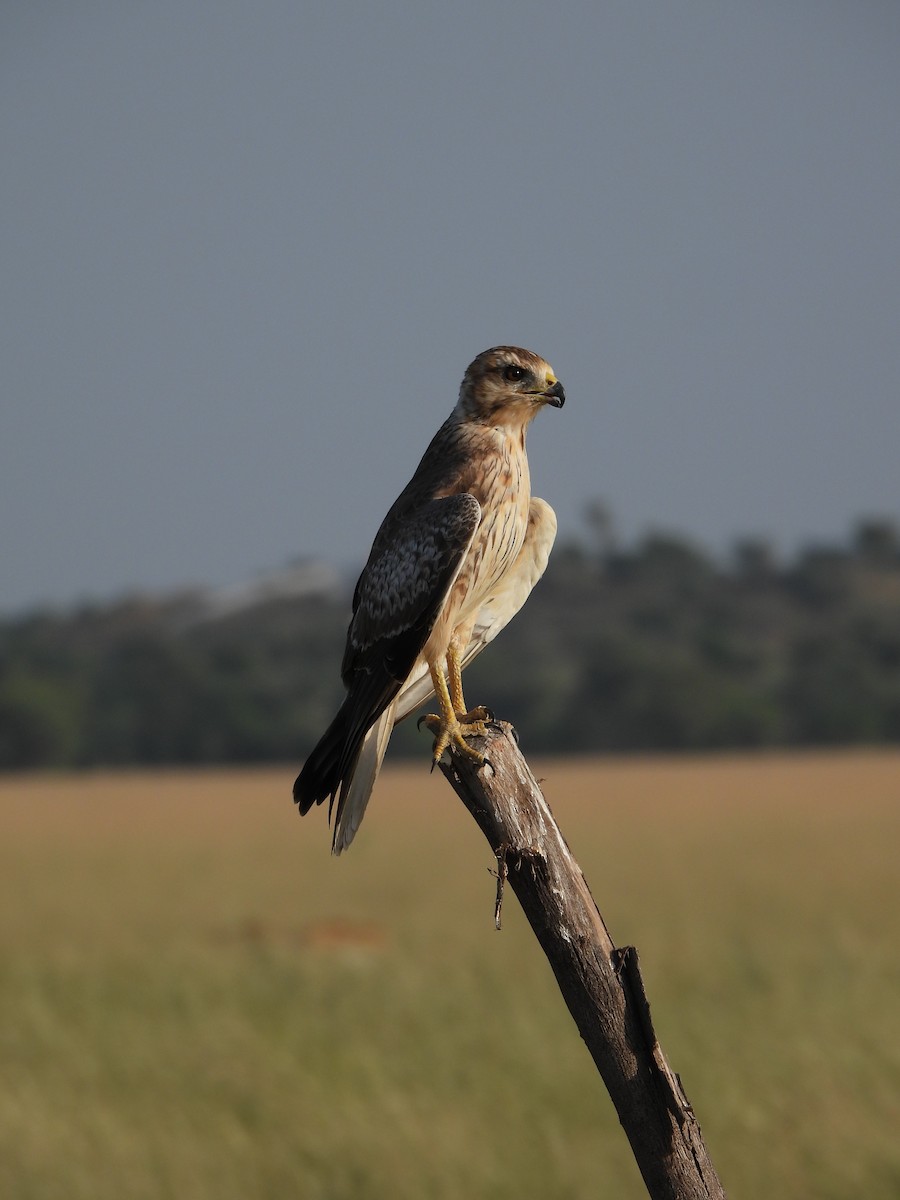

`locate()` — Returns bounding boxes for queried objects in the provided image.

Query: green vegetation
[2,756,898,1198]
[2,515,900,767]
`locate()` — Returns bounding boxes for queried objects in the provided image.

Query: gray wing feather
[321,493,482,854]
[343,493,481,680]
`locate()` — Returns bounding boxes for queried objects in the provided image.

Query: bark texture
[440,722,725,1200]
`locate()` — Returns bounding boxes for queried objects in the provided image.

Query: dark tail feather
[294,691,378,819]
[294,670,402,836]
[293,703,352,816]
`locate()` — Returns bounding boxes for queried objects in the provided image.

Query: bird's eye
[503,364,527,383]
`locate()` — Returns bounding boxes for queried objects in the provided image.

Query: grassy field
[1,751,899,1199]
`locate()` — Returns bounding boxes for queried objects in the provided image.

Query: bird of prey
[294,345,565,853]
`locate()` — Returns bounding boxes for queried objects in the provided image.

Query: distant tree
[732,536,777,582]
[787,546,853,607]
[783,632,888,743]
[632,532,714,586]
[853,517,899,567]
[85,634,213,763]
[3,512,900,767]
[0,674,81,767]
[582,498,617,564]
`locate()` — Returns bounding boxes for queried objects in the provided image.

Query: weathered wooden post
[441,721,725,1200]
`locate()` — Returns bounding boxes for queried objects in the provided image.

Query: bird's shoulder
[366,413,501,543]
[343,412,516,654]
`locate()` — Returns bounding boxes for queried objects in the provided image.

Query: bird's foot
[458,704,494,725]
[418,710,489,767]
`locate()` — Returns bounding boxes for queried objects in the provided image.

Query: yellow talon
[420,711,487,766]
[421,648,489,766]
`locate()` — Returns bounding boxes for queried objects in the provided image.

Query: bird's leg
[447,635,467,716]
[446,636,493,725]
[418,654,487,767]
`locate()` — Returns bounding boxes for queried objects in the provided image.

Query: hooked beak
[542,379,566,408]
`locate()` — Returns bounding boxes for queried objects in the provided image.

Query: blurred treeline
[2,513,900,768]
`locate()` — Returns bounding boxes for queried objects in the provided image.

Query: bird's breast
[450,437,531,623]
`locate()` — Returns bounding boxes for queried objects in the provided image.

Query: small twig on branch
[489,842,509,930]
[440,721,725,1200]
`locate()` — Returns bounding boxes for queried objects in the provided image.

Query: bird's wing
[334,497,553,854]
[393,497,558,723]
[344,492,482,687]
[309,493,481,848]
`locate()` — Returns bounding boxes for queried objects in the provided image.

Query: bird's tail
[293,694,396,855]
[331,700,396,855]
[293,700,354,816]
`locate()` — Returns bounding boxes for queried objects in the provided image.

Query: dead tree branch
[440,721,725,1200]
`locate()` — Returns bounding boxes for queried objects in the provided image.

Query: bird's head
[457,346,566,427]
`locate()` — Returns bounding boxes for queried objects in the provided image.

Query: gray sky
[3,1,899,614]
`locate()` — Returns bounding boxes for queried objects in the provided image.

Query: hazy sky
[3,1,899,613]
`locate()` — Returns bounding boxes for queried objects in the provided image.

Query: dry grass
[2,751,899,1198]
